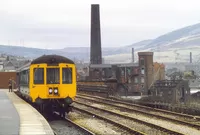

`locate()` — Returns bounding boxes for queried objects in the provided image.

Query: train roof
[31,54,74,64]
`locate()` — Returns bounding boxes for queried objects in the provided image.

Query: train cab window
[47,68,60,84]
[62,68,72,84]
[34,68,44,84]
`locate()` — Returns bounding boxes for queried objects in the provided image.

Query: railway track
[65,117,95,135]
[53,130,57,135]
[76,93,200,135]
[73,101,183,135]
[72,106,146,135]
[46,111,95,135]
[77,93,200,125]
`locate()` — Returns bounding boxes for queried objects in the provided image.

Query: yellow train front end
[29,63,76,105]
[24,55,77,115]
[16,55,76,116]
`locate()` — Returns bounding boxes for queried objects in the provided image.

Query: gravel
[49,120,88,135]
[68,110,130,135]
[74,103,165,135]
[106,99,200,124]
[77,99,200,135]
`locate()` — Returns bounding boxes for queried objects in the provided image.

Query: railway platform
[0,89,54,135]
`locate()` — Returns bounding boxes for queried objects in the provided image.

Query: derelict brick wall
[0,72,17,89]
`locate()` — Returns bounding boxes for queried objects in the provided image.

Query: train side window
[34,68,44,84]
[27,70,30,87]
[62,68,72,84]
[20,70,29,85]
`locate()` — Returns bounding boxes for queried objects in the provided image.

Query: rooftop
[138,52,154,56]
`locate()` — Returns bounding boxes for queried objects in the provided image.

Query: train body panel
[19,85,30,97]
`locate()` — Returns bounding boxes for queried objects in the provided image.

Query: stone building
[152,80,190,104]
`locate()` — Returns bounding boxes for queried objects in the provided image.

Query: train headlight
[49,88,53,94]
[54,88,58,94]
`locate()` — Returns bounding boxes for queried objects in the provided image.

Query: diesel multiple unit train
[16,54,76,115]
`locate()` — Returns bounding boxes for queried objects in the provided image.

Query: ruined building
[87,52,165,96]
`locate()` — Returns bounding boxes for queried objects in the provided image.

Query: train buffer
[0,89,54,135]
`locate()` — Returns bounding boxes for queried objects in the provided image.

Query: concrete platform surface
[0,91,20,135]
[0,89,54,135]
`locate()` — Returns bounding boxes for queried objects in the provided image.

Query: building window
[127,67,131,75]
[134,77,138,83]
[168,90,172,95]
[159,92,163,96]
[128,78,131,83]
[134,68,138,74]
[141,68,145,74]
[102,69,105,76]
[140,58,145,66]
[141,77,144,83]
[178,91,180,96]
[121,69,125,76]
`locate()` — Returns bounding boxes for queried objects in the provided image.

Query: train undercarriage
[16,91,73,117]
[34,98,73,118]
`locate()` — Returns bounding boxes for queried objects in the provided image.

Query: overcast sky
[0,0,200,49]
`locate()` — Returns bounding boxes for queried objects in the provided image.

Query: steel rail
[72,106,146,135]
[77,94,200,130]
[74,101,184,135]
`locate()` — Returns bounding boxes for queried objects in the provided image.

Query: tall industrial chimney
[90,4,102,64]
[190,52,192,63]
[132,48,134,63]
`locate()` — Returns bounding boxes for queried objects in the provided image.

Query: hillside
[0,45,69,59]
[149,23,200,49]
[1,23,200,63]
[104,23,200,63]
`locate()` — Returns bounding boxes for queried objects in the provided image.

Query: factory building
[82,52,165,95]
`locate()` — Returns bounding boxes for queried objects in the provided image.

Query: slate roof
[89,63,139,68]
[3,60,30,70]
